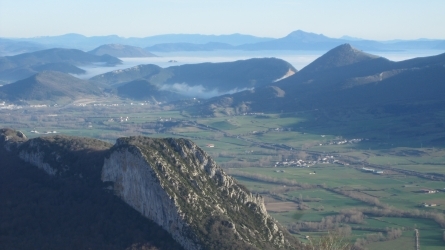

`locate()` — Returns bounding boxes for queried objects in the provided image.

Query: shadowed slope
[0,71,102,103]
[197,44,445,115]
[0,48,121,82]
[91,58,296,95]
[117,79,184,102]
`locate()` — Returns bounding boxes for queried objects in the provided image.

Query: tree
[305,231,352,250]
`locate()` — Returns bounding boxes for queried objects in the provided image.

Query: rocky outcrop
[1,129,300,250]
[102,137,299,250]
[103,143,200,250]
[0,128,27,152]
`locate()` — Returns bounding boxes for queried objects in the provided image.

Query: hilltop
[90,64,163,85]
[297,43,381,74]
[0,48,122,82]
[0,71,103,104]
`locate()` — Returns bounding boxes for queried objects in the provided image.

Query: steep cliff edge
[1,128,301,249]
[0,129,184,250]
[102,136,300,250]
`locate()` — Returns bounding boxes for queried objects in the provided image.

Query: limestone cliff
[0,129,185,250]
[102,137,299,250]
[0,128,300,250]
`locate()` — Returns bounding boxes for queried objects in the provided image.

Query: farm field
[1,102,445,249]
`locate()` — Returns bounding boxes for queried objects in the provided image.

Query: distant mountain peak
[287,29,319,36]
[325,43,379,60]
[329,43,356,54]
[284,30,330,42]
[301,43,380,73]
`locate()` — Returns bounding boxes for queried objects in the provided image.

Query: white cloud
[160,82,251,98]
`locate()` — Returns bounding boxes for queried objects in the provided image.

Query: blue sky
[1,0,444,40]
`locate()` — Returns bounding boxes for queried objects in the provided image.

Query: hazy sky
[1,0,444,40]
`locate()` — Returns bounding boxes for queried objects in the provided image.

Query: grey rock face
[102,137,298,250]
[19,150,57,175]
[102,146,200,250]
[0,128,299,250]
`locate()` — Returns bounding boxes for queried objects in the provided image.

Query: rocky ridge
[0,129,300,250]
[102,137,298,249]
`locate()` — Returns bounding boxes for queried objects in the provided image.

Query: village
[0,101,22,110]
[274,155,339,168]
[318,138,364,146]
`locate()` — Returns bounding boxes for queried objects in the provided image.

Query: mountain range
[1,44,444,110]
[91,58,296,98]
[0,38,45,56]
[0,57,295,103]
[146,42,235,52]
[2,30,444,54]
[4,33,273,51]
[197,44,445,116]
[0,48,122,83]
[0,71,103,104]
[234,30,445,52]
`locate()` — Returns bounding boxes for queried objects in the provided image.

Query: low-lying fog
[76,49,444,80]
[73,49,443,98]
[76,50,323,79]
